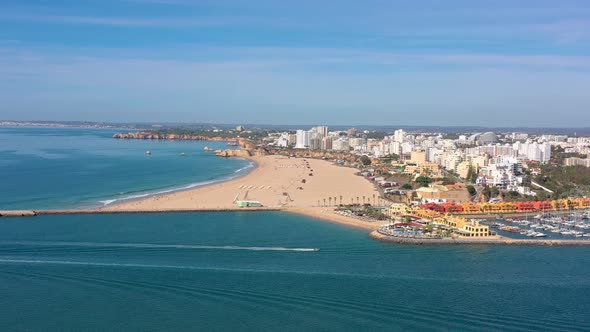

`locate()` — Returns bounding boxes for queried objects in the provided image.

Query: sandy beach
[102,155,385,230]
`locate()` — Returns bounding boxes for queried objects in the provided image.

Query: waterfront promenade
[370,230,590,246]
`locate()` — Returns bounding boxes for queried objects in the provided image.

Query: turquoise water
[2,127,590,331]
[0,127,252,209]
[0,212,589,331]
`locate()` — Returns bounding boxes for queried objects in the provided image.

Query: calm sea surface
[1,127,589,331]
[0,127,252,209]
[1,212,589,331]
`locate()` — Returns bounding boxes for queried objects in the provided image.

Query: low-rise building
[564,157,590,167]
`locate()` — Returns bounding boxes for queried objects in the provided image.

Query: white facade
[295,130,310,149]
[394,129,405,143]
[332,139,350,151]
[277,133,289,147]
[312,126,328,137]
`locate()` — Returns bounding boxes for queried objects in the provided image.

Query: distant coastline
[112,131,240,142]
[3,120,590,135]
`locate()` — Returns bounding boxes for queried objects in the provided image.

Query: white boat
[534,232,547,237]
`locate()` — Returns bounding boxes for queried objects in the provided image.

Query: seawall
[370,230,590,246]
[0,208,282,217]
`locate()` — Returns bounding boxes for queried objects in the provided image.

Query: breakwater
[370,230,590,246]
[0,208,281,217]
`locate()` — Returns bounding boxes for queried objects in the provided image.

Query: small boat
[534,232,547,237]
[181,152,186,156]
[145,150,151,155]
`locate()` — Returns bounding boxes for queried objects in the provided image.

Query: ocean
[0,127,253,210]
[1,127,589,331]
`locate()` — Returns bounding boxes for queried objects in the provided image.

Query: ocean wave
[234,162,255,173]
[99,161,256,206]
[0,241,319,252]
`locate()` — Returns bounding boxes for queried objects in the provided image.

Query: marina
[486,211,590,240]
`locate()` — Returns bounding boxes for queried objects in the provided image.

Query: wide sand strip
[103,155,384,230]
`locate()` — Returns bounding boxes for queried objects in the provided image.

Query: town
[243,125,590,242]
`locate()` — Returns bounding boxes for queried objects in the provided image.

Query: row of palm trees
[317,194,385,207]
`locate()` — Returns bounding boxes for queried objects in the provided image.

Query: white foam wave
[234,162,255,173]
[99,161,256,206]
[0,241,319,252]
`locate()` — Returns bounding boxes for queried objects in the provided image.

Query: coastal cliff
[214,149,267,157]
[113,132,239,142]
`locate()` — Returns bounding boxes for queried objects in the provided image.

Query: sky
[1,0,589,127]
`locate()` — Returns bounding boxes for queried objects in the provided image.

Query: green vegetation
[535,165,590,198]
[440,178,456,185]
[549,145,586,165]
[401,183,413,190]
[482,186,500,200]
[442,133,460,139]
[359,155,372,166]
[364,131,388,139]
[465,165,478,183]
[415,176,433,187]
[152,128,269,140]
[380,153,400,163]
[466,185,476,196]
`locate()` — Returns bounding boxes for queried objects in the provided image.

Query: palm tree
[334,197,337,206]
[362,195,366,205]
[323,198,326,206]
[373,194,376,206]
[317,199,320,207]
[328,197,332,206]
[356,196,359,205]
[339,195,343,205]
[350,197,354,205]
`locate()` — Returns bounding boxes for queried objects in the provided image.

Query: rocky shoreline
[112,131,239,141]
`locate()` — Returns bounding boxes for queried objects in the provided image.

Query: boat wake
[0,241,319,252]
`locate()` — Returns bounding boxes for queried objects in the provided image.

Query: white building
[394,129,405,143]
[332,139,350,151]
[311,126,328,137]
[277,133,289,147]
[295,130,310,149]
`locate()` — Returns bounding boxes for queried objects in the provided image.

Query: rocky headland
[113,131,239,142]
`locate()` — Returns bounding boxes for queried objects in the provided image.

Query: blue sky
[1,0,589,126]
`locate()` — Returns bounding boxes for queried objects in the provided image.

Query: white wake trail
[0,241,319,252]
